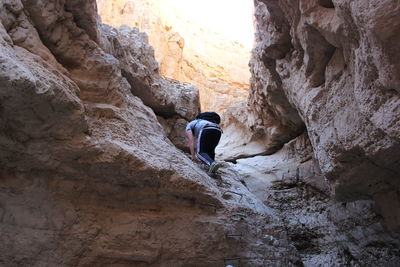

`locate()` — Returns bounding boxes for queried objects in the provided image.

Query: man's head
[196,112,221,124]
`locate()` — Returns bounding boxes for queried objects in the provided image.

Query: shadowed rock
[236,0,400,232]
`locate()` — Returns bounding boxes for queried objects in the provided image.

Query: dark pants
[196,127,221,166]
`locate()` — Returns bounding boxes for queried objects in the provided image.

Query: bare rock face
[100,24,200,120]
[250,0,400,231]
[216,99,304,162]
[234,134,400,266]
[0,0,304,265]
[1,0,399,265]
[157,116,189,152]
[217,1,305,161]
[96,0,250,114]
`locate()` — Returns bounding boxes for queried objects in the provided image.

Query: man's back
[186,119,220,138]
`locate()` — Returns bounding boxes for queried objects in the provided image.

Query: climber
[185,112,222,174]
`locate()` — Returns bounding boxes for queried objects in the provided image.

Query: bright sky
[157,0,254,49]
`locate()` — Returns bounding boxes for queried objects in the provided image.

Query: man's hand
[186,129,198,162]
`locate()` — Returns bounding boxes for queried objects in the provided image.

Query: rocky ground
[233,135,400,266]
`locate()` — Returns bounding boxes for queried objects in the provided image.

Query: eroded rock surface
[96,0,250,114]
[0,0,300,265]
[234,134,400,266]
[239,0,400,232]
[1,0,399,265]
[100,24,200,121]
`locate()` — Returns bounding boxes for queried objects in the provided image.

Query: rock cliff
[222,0,400,234]
[96,0,251,114]
[0,0,299,265]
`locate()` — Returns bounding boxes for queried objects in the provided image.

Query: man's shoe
[208,162,221,174]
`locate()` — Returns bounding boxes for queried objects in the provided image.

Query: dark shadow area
[318,0,334,8]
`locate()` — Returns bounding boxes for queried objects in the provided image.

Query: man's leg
[196,128,221,166]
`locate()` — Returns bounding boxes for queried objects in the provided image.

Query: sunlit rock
[96,0,252,114]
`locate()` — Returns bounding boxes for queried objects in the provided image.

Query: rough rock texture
[157,116,189,152]
[2,0,400,265]
[216,1,306,161]
[234,135,400,266]
[247,0,400,232]
[0,0,303,265]
[100,24,200,120]
[96,0,250,114]
[216,100,304,162]
[100,24,200,148]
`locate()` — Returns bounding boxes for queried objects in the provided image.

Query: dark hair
[196,112,221,124]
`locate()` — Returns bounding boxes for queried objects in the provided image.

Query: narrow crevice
[304,26,336,87]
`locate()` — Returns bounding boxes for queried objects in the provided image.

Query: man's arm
[185,129,197,161]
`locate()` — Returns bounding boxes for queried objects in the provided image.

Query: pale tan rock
[0,1,301,265]
[1,0,399,265]
[216,0,306,161]
[157,116,189,152]
[100,24,200,120]
[216,102,283,161]
[96,0,250,114]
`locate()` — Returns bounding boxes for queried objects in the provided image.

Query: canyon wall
[0,0,302,265]
[229,0,400,232]
[96,0,251,114]
[1,0,399,265]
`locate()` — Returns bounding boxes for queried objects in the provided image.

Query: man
[185,112,222,174]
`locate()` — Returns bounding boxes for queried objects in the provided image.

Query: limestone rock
[216,102,283,161]
[249,0,400,231]
[0,0,300,265]
[217,0,306,161]
[100,24,200,120]
[96,0,250,114]
[157,116,189,152]
[1,0,399,265]
[234,134,400,266]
